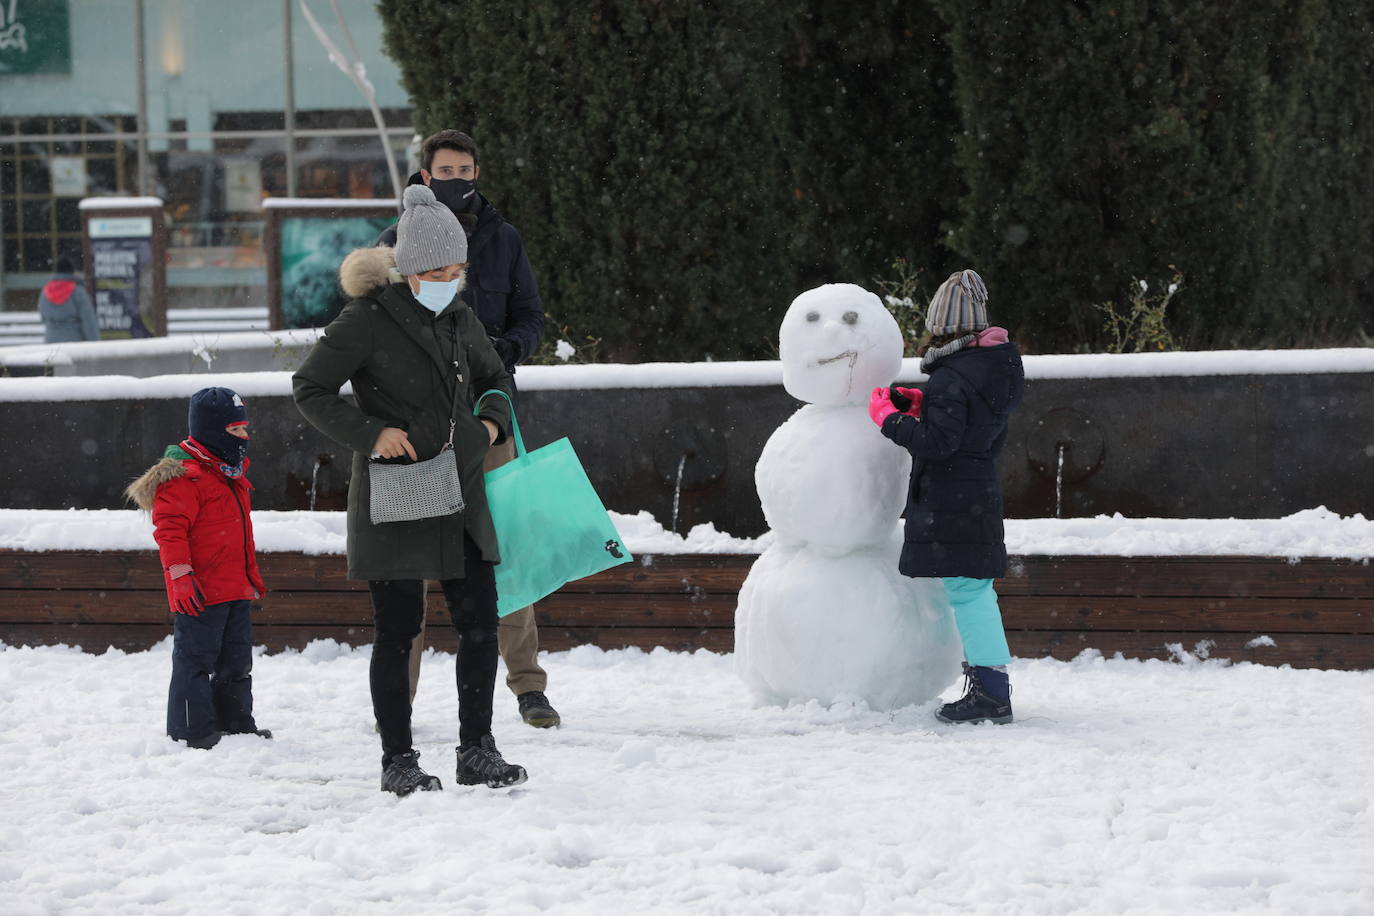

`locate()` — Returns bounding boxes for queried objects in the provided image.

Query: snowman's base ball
[734,543,963,710]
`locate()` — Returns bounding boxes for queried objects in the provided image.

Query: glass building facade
[0,0,413,309]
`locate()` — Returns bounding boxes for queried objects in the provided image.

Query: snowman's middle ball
[780,283,904,407]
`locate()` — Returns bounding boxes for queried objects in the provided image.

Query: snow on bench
[0,307,271,346]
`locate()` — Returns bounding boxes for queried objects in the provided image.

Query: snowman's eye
[806,311,819,322]
[843,311,858,325]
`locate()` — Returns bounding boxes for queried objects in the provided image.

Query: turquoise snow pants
[943,577,1012,667]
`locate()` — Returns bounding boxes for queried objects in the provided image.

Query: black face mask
[197,428,249,467]
[428,177,477,214]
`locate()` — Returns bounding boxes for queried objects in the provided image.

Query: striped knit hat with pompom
[926,269,989,335]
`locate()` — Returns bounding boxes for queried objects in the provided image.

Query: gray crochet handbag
[368,365,465,525]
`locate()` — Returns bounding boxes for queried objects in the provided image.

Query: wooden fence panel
[1,550,1371,669]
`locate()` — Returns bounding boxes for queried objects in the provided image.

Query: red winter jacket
[127,438,265,606]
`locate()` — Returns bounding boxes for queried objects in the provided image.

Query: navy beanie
[189,387,248,465]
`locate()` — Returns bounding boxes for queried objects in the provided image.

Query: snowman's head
[779,283,903,406]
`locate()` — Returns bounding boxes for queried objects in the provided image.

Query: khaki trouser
[407,436,548,702]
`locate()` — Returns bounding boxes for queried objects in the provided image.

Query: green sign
[0,0,71,75]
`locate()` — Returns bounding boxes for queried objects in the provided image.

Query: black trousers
[368,534,499,766]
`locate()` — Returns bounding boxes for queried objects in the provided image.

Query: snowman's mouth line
[814,350,859,368]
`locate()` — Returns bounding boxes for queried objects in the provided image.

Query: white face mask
[412,277,461,313]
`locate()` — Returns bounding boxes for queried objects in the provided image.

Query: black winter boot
[225,727,273,739]
[517,691,561,728]
[457,734,528,788]
[935,663,1013,725]
[381,751,443,796]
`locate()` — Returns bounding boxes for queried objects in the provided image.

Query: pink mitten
[868,387,899,427]
[892,386,924,417]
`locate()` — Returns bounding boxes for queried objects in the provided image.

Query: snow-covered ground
[0,641,1370,915]
[3,499,1372,913]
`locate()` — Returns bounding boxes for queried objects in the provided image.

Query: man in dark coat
[377,129,560,730]
[293,184,527,795]
[870,269,1025,725]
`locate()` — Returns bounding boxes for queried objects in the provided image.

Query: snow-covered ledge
[77,196,164,210]
[3,347,1374,400]
[1,508,1370,560]
[262,197,398,209]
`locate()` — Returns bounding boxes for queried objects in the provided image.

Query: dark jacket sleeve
[880,368,968,461]
[499,225,545,365]
[461,309,515,443]
[74,287,99,341]
[292,301,388,455]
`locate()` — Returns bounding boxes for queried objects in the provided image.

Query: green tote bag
[475,390,633,615]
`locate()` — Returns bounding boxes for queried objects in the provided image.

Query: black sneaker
[381,751,443,796]
[935,663,1014,725]
[517,691,561,728]
[456,735,528,788]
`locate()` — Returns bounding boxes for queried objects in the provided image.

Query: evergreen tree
[380,1,799,361]
[1269,2,1374,345]
[378,2,1368,356]
[780,1,962,297]
[932,0,1320,350]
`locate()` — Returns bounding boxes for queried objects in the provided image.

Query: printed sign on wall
[49,155,86,196]
[91,218,155,339]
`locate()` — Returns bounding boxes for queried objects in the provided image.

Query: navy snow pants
[166,599,257,742]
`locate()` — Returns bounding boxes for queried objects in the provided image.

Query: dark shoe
[381,751,443,796]
[225,727,273,739]
[456,735,528,788]
[517,691,561,728]
[935,663,1014,725]
[183,732,222,750]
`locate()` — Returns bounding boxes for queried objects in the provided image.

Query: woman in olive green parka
[293,242,512,582]
[292,184,526,796]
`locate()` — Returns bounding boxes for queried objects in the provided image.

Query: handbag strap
[474,388,525,458]
[442,321,462,449]
[366,294,463,453]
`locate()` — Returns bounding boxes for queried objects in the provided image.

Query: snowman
[734,283,962,709]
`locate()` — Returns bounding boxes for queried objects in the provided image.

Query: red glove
[890,386,924,417]
[868,387,899,427]
[169,569,205,617]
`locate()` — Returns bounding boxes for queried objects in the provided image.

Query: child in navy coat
[868,269,1025,723]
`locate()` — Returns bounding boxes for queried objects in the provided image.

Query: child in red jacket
[127,387,270,748]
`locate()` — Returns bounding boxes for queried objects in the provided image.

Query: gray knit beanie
[926,269,989,335]
[394,184,467,275]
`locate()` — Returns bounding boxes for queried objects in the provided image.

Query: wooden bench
[1,550,1370,669]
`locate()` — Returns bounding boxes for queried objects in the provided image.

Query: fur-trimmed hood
[125,455,187,511]
[340,246,404,299]
[125,440,248,510]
